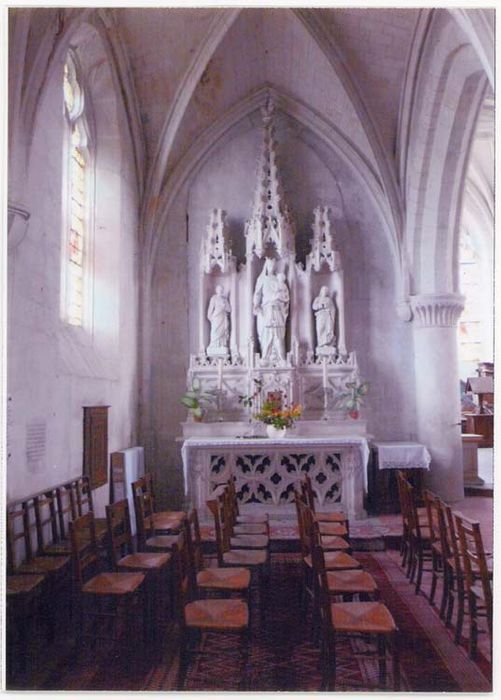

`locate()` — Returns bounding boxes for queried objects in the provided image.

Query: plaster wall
[7,43,139,515]
[148,114,416,506]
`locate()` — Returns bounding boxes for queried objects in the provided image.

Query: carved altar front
[181,436,369,520]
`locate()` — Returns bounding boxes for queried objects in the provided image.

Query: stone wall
[7,26,139,514]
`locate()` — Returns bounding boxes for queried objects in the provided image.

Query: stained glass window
[458,232,483,369]
[63,54,88,327]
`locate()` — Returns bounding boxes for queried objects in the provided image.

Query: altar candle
[322,357,328,389]
[217,358,223,392]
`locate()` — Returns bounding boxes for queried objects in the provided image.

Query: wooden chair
[56,481,78,544]
[184,509,251,601]
[400,477,431,594]
[312,541,400,691]
[454,512,492,658]
[294,493,360,630]
[396,471,428,572]
[207,497,268,617]
[132,475,185,532]
[69,511,147,659]
[34,489,72,556]
[423,489,444,607]
[303,474,349,530]
[7,499,72,642]
[226,475,269,534]
[134,487,179,552]
[220,488,270,550]
[106,499,171,639]
[439,499,468,643]
[74,476,108,547]
[172,531,250,690]
[6,573,46,676]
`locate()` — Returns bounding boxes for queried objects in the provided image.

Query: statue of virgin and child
[253,258,289,363]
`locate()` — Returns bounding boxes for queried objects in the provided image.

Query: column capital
[410,293,465,327]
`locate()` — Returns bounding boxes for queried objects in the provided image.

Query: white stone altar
[181,95,370,516]
[182,436,369,520]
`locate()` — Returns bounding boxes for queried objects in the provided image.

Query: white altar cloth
[181,435,370,520]
[373,441,431,470]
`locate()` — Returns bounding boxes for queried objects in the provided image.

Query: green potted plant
[180,377,217,422]
[339,380,369,419]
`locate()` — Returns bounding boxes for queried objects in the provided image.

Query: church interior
[5,6,494,693]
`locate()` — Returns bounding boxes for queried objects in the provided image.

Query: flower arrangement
[339,379,369,419]
[255,400,303,429]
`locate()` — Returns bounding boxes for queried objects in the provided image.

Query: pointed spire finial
[245,97,295,259]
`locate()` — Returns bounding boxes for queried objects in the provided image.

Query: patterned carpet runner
[13,551,491,692]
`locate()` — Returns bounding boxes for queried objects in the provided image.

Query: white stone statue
[207,285,230,357]
[253,258,289,363]
[313,286,336,355]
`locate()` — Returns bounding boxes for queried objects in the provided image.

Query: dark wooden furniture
[172,533,250,690]
[83,405,109,489]
[106,499,171,639]
[184,509,251,600]
[132,474,185,532]
[70,511,146,659]
[463,413,493,448]
[368,448,425,515]
[313,541,400,691]
[398,474,431,594]
[454,513,493,659]
[7,500,72,644]
[6,573,45,675]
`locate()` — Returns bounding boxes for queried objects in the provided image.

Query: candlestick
[322,356,328,389]
[217,358,224,392]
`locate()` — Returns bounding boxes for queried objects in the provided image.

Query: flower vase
[266,425,287,439]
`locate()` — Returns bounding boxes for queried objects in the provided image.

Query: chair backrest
[226,476,239,518]
[294,491,314,559]
[303,474,317,513]
[441,501,462,572]
[171,531,193,623]
[206,498,225,566]
[69,512,100,589]
[401,477,424,539]
[6,502,30,573]
[33,490,61,552]
[75,475,96,517]
[396,471,410,522]
[56,482,78,540]
[185,508,204,573]
[454,512,492,619]
[134,472,156,507]
[106,499,134,567]
[423,489,441,547]
[133,485,154,549]
[311,538,332,635]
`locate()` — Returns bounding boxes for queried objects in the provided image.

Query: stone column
[410,294,465,501]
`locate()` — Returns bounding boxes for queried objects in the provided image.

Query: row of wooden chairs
[295,476,400,691]
[6,471,184,677]
[6,475,108,672]
[397,471,492,659]
[207,477,270,616]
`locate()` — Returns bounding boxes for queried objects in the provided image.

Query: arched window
[457,230,493,380]
[62,51,92,327]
